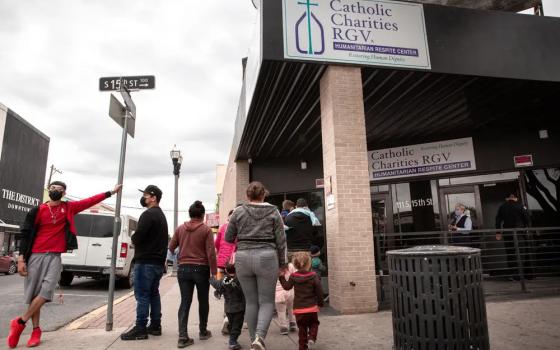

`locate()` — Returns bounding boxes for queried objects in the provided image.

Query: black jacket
[285,211,317,251]
[495,200,530,229]
[19,207,77,263]
[210,275,246,313]
[132,206,169,265]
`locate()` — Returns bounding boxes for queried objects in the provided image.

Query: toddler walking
[275,263,296,335]
[279,252,323,350]
[210,263,245,349]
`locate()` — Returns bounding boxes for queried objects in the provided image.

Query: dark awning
[233,1,560,161]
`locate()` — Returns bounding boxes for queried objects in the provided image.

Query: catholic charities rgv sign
[283,0,431,69]
[369,138,476,180]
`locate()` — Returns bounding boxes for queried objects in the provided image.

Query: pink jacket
[276,263,295,303]
[215,223,236,269]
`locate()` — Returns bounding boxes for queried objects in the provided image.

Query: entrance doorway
[439,185,483,231]
[372,193,393,274]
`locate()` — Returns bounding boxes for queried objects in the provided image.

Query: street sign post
[109,94,135,138]
[101,75,153,331]
[120,87,136,118]
[99,75,155,91]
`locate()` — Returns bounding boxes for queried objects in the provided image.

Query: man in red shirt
[7,181,122,348]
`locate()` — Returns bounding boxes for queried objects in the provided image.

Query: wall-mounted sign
[514,154,533,167]
[283,0,431,69]
[315,178,325,188]
[368,137,476,180]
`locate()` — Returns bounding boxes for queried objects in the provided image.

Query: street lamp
[170,145,183,276]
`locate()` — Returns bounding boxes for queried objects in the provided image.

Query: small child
[275,263,296,335]
[210,263,245,350]
[310,246,326,277]
[279,252,324,350]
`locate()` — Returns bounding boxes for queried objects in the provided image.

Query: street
[0,274,130,338]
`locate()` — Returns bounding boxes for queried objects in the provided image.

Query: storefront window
[526,168,560,226]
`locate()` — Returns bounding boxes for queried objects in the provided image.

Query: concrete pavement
[7,277,560,350]
[0,274,130,339]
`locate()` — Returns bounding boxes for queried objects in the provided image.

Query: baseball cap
[138,185,162,202]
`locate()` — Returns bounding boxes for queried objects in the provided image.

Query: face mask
[48,190,64,201]
[140,197,148,207]
[455,210,462,216]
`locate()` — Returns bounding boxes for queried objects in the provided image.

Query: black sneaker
[280,327,289,335]
[177,337,194,348]
[199,330,212,340]
[120,326,148,341]
[147,324,162,336]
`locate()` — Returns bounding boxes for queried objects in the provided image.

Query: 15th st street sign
[99,75,155,91]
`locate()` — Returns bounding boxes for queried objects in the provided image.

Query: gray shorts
[24,253,62,304]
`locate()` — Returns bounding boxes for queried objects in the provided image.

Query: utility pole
[47,165,62,186]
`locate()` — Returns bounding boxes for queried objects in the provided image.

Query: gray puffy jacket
[225,203,287,266]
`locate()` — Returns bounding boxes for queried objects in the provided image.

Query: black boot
[120,326,148,341]
[199,330,212,340]
[177,337,194,348]
[147,323,162,336]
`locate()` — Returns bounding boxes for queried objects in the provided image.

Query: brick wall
[320,65,378,314]
[219,149,249,225]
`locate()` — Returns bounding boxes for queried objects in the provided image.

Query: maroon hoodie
[169,218,217,275]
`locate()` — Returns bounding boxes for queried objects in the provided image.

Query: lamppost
[170,145,182,276]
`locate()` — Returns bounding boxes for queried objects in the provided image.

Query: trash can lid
[386,245,480,256]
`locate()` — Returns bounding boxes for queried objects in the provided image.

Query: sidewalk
[15,276,560,350]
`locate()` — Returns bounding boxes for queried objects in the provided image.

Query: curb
[64,274,174,331]
[64,290,134,330]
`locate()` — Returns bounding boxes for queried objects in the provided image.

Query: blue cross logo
[295,0,325,55]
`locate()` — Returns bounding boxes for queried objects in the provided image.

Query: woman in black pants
[168,201,217,348]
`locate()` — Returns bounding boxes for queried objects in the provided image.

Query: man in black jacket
[285,198,320,260]
[495,193,533,280]
[121,185,168,341]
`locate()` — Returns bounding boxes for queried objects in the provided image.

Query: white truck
[60,211,137,288]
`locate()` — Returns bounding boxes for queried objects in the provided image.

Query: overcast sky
[0,0,258,227]
[0,0,559,229]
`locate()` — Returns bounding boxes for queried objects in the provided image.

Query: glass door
[439,185,482,230]
[372,193,393,273]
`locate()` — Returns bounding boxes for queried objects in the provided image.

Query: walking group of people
[7,180,325,350]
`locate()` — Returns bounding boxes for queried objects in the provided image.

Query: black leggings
[177,264,210,338]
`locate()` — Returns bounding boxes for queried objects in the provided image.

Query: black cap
[139,185,162,202]
[310,245,320,256]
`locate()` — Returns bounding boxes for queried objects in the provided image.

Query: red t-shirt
[32,204,68,253]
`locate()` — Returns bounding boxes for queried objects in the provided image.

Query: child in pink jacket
[215,210,236,279]
[275,263,296,335]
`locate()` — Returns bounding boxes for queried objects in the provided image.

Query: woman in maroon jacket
[169,201,217,348]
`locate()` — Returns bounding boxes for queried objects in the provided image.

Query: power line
[63,194,215,213]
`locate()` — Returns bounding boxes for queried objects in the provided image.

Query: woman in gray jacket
[225,182,287,350]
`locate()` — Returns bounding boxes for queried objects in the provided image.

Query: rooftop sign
[283,0,431,69]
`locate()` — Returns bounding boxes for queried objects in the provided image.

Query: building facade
[220,0,560,313]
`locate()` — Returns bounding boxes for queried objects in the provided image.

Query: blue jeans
[134,263,164,328]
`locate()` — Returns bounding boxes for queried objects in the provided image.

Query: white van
[60,211,137,288]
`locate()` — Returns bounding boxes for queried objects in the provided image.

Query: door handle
[92,243,102,247]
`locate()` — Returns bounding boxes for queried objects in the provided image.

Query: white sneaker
[308,340,316,349]
[251,335,266,350]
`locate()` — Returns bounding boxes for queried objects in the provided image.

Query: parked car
[60,211,137,288]
[0,250,16,275]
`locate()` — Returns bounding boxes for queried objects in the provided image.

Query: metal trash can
[387,245,489,350]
